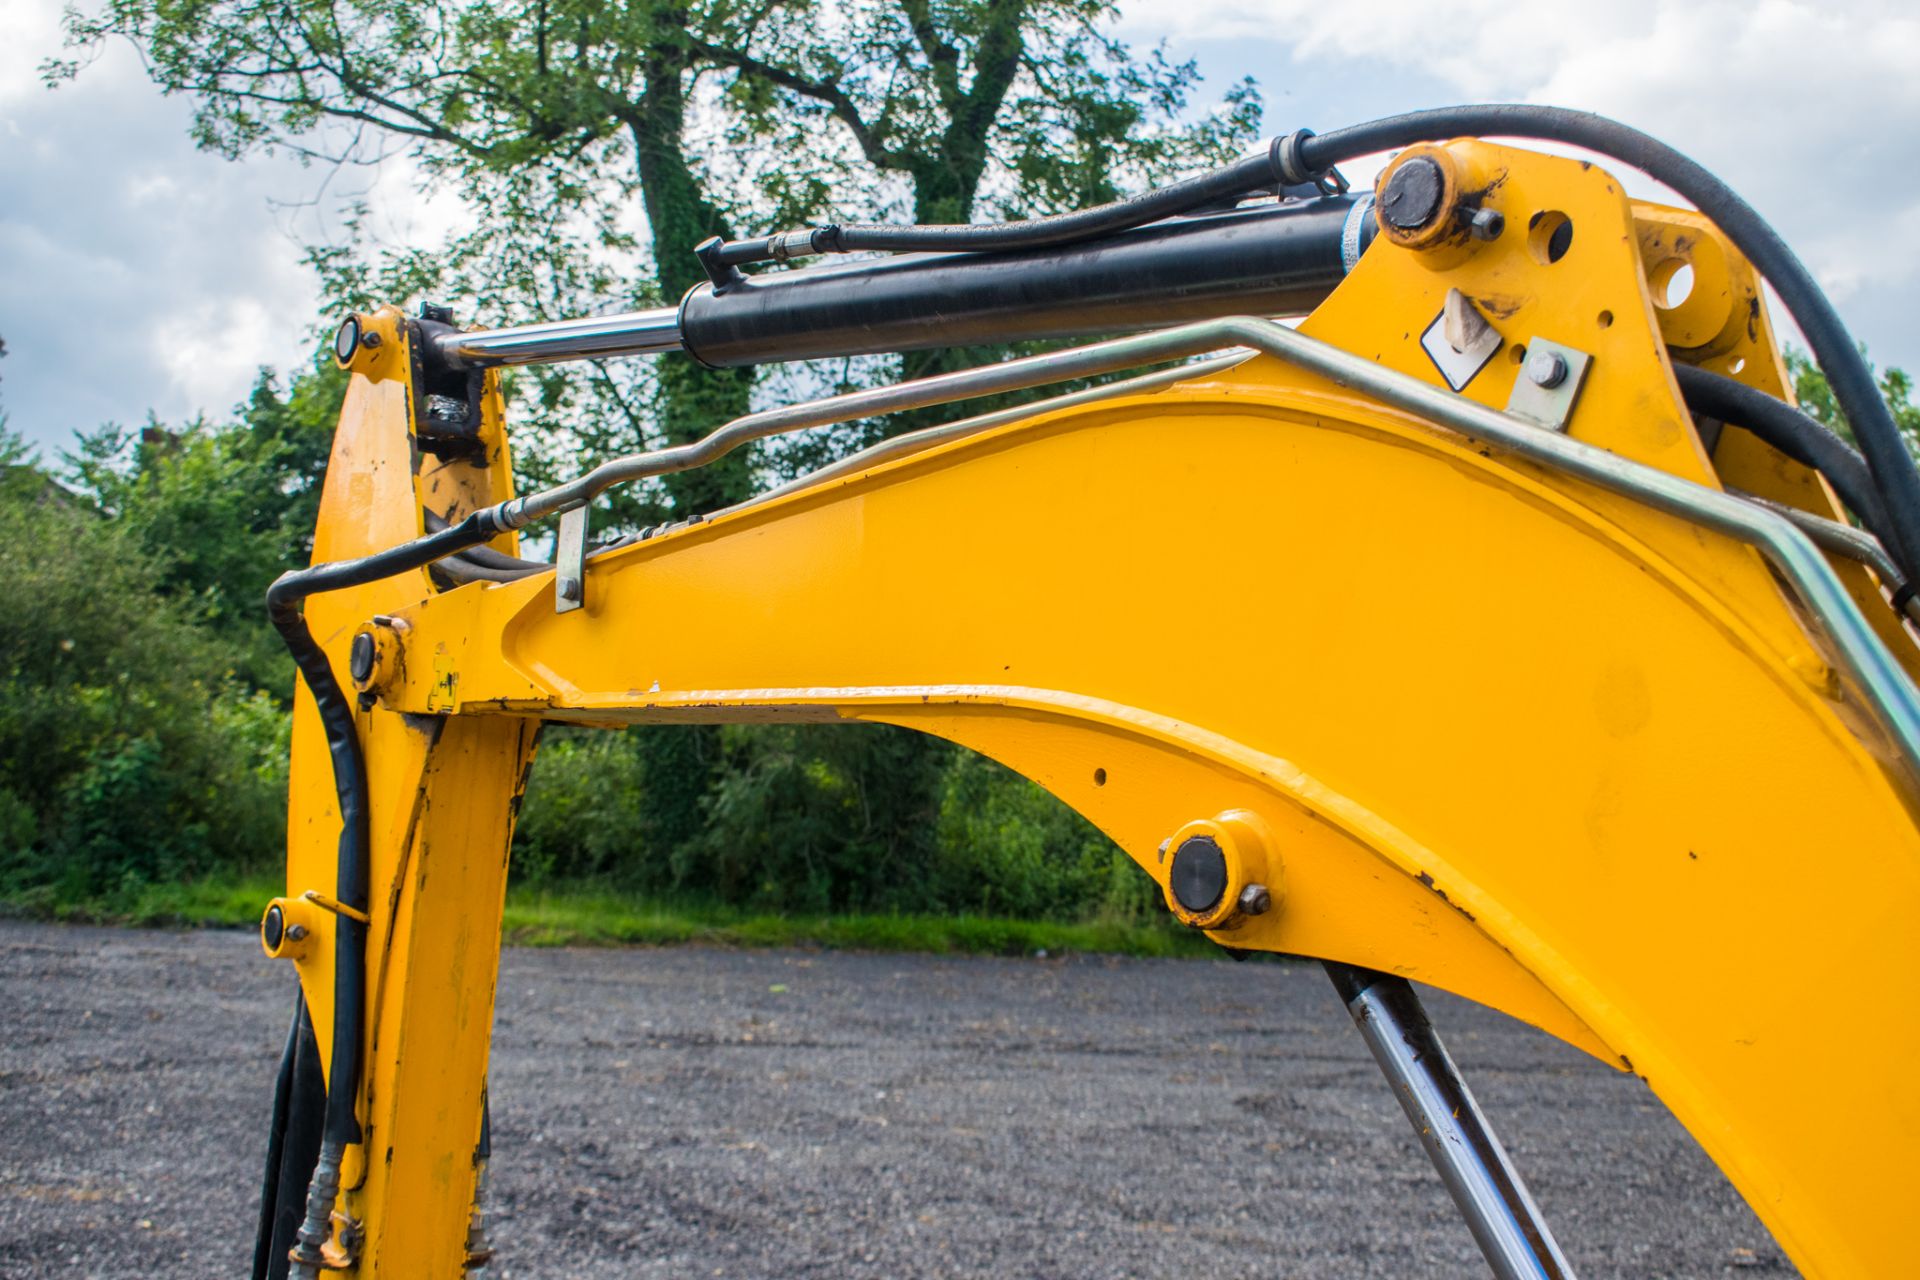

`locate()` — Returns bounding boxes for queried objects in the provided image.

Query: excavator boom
[251,119,1920,1279]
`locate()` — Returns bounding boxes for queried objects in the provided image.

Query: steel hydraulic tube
[1326,963,1576,1280]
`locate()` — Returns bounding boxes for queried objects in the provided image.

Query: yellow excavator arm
[251,118,1920,1279]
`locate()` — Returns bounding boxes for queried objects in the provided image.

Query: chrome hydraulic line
[431,305,683,371]
[1731,490,1920,625]
[1326,963,1576,1280]
[475,315,1920,773]
[721,350,1257,516]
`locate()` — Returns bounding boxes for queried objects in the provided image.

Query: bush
[932,748,1158,920]
[510,727,651,884]
[506,716,1155,923]
[0,480,287,898]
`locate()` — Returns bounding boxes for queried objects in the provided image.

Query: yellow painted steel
[279,143,1920,1278]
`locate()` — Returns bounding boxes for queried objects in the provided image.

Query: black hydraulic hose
[430,554,540,587]
[712,134,1342,267]
[422,510,546,572]
[1295,105,1920,581]
[252,1003,300,1280]
[265,511,507,1152]
[1673,363,1894,552]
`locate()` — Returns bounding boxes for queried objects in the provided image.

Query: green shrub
[510,727,652,884]
[0,477,286,898]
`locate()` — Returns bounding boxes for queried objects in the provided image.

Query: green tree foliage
[62,360,343,689]
[0,424,288,899]
[510,723,1161,919]
[47,0,1249,919]
[1785,347,1920,458]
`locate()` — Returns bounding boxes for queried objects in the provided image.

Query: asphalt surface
[0,921,1793,1278]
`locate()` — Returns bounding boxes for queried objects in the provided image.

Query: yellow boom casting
[257,122,1920,1279]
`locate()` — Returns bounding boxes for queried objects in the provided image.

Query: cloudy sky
[3,0,1918,453]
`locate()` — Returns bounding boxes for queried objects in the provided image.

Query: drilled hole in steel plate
[1092,768,1107,787]
[1597,309,1614,329]
[1528,210,1573,265]
[1652,258,1696,310]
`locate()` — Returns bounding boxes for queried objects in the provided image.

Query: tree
[1786,348,1920,460]
[0,435,288,897]
[54,0,1257,893]
[63,360,343,690]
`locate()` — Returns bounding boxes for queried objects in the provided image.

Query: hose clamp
[1341,193,1375,273]
[1271,129,1350,197]
[767,229,815,264]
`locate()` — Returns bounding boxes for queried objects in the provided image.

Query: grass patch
[2,877,1223,960]
[500,887,1220,958]
[0,872,285,929]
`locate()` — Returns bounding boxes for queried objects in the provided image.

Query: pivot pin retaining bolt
[1468,208,1505,241]
[1237,883,1273,916]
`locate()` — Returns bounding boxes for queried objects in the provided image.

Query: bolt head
[1380,157,1447,231]
[1237,883,1273,916]
[1526,349,1569,389]
[1468,207,1505,241]
[558,576,584,603]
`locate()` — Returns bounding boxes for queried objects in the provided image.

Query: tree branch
[691,38,902,172]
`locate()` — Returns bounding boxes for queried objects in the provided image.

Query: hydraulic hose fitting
[288,1139,346,1278]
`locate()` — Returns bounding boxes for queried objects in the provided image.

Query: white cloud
[1118,0,1920,366]
[3,0,1918,455]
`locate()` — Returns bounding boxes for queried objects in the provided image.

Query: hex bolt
[1526,349,1570,389]
[285,924,309,943]
[1468,207,1505,241]
[1380,156,1447,232]
[558,576,584,604]
[1237,883,1273,916]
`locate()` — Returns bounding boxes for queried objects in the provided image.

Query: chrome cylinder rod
[432,306,683,371]
[1325,962,1577,1280]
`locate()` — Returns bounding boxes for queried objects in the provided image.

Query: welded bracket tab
[1505,338,1593,433]
[555,505,589,614]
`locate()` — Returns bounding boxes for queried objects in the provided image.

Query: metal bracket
[555,506,589,614]
[1420,289,1502,392]
[1505,338,1593,433]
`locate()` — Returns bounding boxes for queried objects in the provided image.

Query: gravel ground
[0,920,1793,1278]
